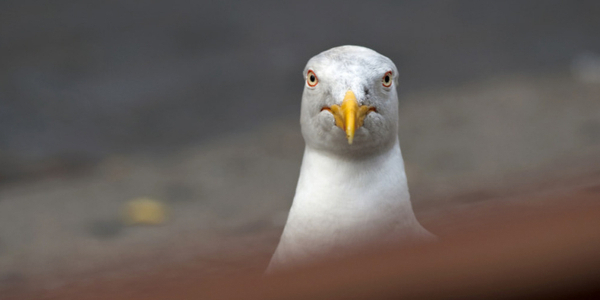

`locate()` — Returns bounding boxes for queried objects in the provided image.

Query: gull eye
[382,71,393,88]
[307,70,318,87]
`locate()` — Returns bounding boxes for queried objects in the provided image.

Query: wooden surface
[9,178,600,300]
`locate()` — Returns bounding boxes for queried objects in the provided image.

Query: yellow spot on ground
[123,197,167,225]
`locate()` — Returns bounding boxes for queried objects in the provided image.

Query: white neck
[294,138,410,218]
[269,138,429,270]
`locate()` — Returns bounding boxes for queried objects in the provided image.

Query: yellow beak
[327,90,375,144]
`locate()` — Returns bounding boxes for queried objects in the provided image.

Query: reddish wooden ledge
[14,184,600,300]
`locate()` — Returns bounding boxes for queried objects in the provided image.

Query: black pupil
[310,75,315,82]
[384,75,390,83]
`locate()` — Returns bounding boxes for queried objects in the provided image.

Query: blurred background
[1,0,600,296]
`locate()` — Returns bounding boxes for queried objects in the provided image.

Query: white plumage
[268,46,434,272]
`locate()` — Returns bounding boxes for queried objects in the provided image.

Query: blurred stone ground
[1,71,600,296]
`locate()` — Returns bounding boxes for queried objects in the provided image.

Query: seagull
[267,45,434,273]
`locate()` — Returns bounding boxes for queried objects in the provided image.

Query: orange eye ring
[382,71,393,87]
[307,70,318,87]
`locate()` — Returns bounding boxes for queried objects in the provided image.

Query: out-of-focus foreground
[1,1,600,298]
[8,174,600,299]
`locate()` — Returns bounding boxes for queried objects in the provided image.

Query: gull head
[300,45,400,157]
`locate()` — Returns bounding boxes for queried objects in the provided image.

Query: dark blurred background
[1,0,600,296]
[2,1,599,174]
